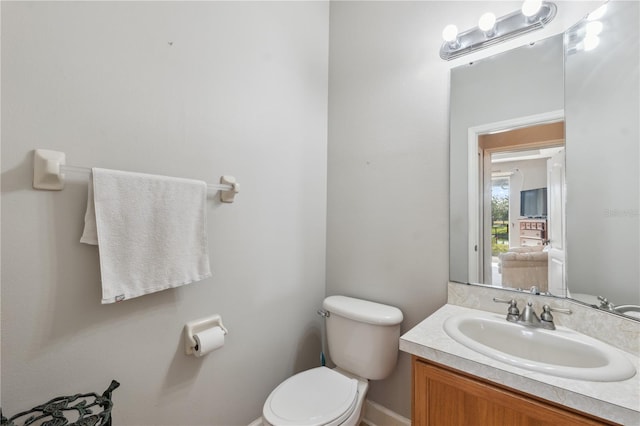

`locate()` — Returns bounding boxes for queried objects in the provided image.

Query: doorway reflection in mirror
[476,122,564,294]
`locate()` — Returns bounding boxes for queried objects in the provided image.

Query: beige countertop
[400,303,640,425]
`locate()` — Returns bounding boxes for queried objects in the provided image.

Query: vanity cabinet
[412,356,617,426]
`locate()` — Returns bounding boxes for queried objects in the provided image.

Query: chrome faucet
[493,298,572,330]
[597,296,616,311]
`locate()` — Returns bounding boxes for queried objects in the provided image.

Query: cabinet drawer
[520,221,546,230]
[521,238,543,246]
[521,229,544,238]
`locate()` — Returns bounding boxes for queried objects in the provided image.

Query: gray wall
[1,2,329,424]
[2,0,603,423]
[327,0,598,418]
[327,1,452,416]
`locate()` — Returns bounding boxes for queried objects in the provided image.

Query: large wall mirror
[449,1,639,320]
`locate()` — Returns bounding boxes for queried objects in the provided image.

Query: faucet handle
[544,305,572,315]
[493,297,520,321]
[540,304,572,322]
[493,297,517,308]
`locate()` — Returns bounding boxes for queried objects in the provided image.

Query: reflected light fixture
[587,3,608,21]
[440,1,557,60]
[583,35,600,52]
[583,20,604,51]
[565,2,608,55]
[585,21,603,36]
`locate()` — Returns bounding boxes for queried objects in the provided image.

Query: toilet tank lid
[323,296,403,325]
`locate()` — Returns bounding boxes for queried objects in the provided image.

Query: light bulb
[583,35,600,51]
[478,12,497,33]
[586,21,603,36]
[588,3,608,21]
[522,0,542,17]
[442,24,459,43]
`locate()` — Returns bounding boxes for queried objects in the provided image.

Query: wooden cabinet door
[412,357,616,426]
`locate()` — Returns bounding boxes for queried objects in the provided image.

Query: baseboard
[247,418,262,426]
[362,399,411,426]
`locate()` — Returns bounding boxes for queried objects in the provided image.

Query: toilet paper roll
[193,326,225,357]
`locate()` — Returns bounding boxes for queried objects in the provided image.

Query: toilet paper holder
[184,314,228,355]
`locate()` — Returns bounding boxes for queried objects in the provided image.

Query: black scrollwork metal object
[1,380,119,426]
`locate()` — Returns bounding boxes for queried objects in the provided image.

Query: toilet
[262,295,403,426]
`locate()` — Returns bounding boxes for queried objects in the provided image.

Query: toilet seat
[262,367,359,426]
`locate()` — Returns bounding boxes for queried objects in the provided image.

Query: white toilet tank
[323,295,403,381]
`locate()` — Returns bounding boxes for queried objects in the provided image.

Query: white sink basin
[443,311,636,382]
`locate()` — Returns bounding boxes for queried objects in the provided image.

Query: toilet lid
[263,367,359,426]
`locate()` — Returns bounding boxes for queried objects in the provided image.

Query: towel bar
[32,149,240,203]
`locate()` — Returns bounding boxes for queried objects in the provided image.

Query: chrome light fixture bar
[440,2,557,61]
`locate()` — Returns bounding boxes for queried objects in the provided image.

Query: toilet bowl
[262,367,368,426]
[262,296,403,426]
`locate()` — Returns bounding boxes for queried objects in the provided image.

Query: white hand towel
[81,168,211,304]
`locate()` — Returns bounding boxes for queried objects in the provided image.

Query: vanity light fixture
[522,0,543,22]
[440,1,557,60]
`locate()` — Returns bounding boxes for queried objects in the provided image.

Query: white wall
[327,0,599,418]
[1,2,329,424]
